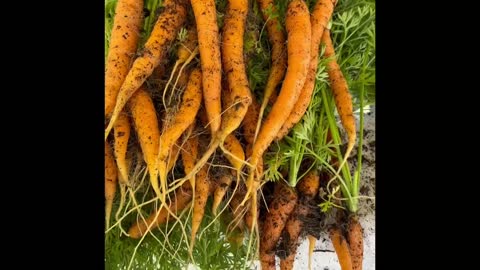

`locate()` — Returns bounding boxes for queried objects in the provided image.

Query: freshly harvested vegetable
[105,0,144,117]
[190,0,222,135]
[105,0,188,140]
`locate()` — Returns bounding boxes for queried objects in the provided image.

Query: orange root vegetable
[211,134,245,215]
[260,182,298,269]
[127,184,193,239]
[255,0,287,142]
[242,97,260,145]
[280,171,320,270]
[105,0,188,140]
[244,0,311,205]
[190,163,212,254]
[157,68,202,202]
[322,28,356,170]
[219,0,252,137]
[128,87,161,198]
[222,134,245,172]
[276,0,337,140]
[330,227,353,270]
[164,25,199,107]
[166,142,181,173]
[105,142,118,229]
[176,0,252,187]
[191,0,222,134]
[307,235,317,270]
[105,0,144,117]
[212,174,233,216]
[114,112,131,183]
[226,192,247,246]
[177,26,199,63]
[181,129,199,190]
[260,252,276,270]
[242,100,263,232]
[347,215,364,270]
[127,132,198,239]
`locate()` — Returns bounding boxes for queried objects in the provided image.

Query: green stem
[320,86,355,212]
[352,46,370,206]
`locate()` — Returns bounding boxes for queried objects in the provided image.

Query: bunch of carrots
[105,0,368,269]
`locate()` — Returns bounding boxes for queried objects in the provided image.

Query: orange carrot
[105,0,188,140]
[347,215,364,270]
[276,0,337,140]
[307,235,317,270]
[163,25,199,107]
[322,28,356,170]
[114,112,131,183]
[157,68,202,203]
[105,142,118,229]
[244,0,311,206]
[255,0,287,142]
[127,132,198,239]
[330,227,353,270]
[128,87,161,198]
[190,163,211,254]
[177,0,252,190]
[105,0,144,117]
[127,184,192,239]
[260,182,298,269]
[212,174,234,216]
[242,99,262,232]
[211,134,245,215]
[280,171,320,270]
[191,0,222,134]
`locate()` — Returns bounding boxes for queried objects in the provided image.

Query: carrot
[276,0,337,140]
[157,68,202,203]
[222,134,245,173]
[347,215,364,270]
[177,0,252,189]
[242,98,260,145]
[105,0,188,140]
[260,252,276,270]
[212,174,233,216]
[128,87,161,198]
[114,112,131,183]
[226,192,247,246]
[244,0,311,206]
[255,0,287,142]
[307,235,317,270]
[280,172,320,267]
[166,142,181,173]
[105,0,144,117]
[260,182,298,270]
[242,99,262,232]
[219,0,252,137]
[322,28,356,171]
[163,25,199,107]
[127,184,193,239]
[181,127,199,190]
[105,142,118,229]
[190,159,212,255]
[127,132,198,239]
[280,171,320,270]
[297,170,321,198]
[191,0,222,135]
[211,134,245,215]
[330,226,353,270]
